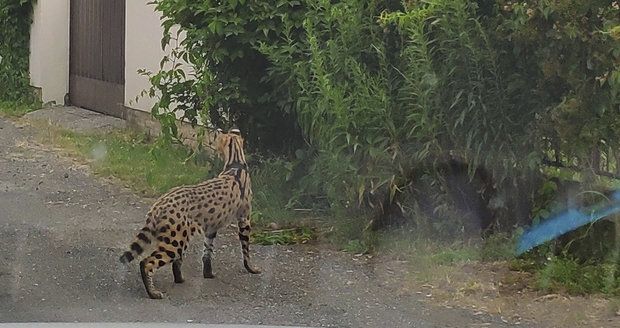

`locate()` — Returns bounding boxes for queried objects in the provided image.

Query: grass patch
[251,227,315,245]
[480,232,518,261]
[0,100,36,117]
[362,225,516,264]
[27,119,318,246]
[343,239,370,254]
[535,257,620,295]
[400,239,482,283]
[431,247,481,265]
[373,227,483,263]
[31,122,212,196]
[324,212,377,253]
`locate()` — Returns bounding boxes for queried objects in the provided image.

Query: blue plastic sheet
[516,191,620,255]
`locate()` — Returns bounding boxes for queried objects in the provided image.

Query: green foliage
[343,239,370,254]
[40,127,212,196]
[249,156,298,227]
[431,247,482,265]
[536,256,619,295]
[492,0,620,160]
[0,0,36,103]
[0,100,34,117]
[143,0,306,150]
[251,227,315,246]
[256,0,530,220]
[372,229,484,267]
[480,232,519,261]
[147,0,620,241]
[321,209,377,252]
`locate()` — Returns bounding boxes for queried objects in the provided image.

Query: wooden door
[69,0,125,117]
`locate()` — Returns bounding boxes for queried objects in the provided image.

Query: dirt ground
[383,258,620,328]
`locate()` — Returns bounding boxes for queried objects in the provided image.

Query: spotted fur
[119,129,260,299]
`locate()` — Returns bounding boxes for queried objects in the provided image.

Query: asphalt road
[0,117,520,327]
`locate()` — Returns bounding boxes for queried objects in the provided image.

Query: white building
[29,0,169,121]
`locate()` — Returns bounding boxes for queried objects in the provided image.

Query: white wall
[125,0,192,115]
[29,0,70,105]
[125,0,166,112]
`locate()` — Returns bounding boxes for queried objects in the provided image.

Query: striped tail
[119,215,157,264]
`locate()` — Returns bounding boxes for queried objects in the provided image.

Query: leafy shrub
[144,0,307,151]
[536,256,619,295]
[147,0,620,237]
[491,0,620,163]
[256,0,540,226]
[0,0,36,103]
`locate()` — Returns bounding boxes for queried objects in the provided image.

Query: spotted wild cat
[119,128,260,299]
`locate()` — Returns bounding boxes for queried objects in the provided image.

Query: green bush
[144,0,307,150]
[0,0,36,103]
[147,0,620,236]
[536,256,619,295]
[491,0,620,161]
[259,0,544,227]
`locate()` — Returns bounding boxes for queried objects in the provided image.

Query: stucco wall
[125,0,166,112]
[29,0,70,105]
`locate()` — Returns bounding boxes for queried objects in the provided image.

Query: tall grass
[250,156,299,227]
[257,0,541,232]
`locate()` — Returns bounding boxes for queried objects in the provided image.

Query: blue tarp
[516,191,620,255]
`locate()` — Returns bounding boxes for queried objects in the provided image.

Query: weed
[250,156,299,228]
[325,211,377,252]
[0,100,35,117]
[343,239,369,254]
[372,226,482,263]
[480,233,517,261]
[404,241,474,284]
[251,227,315,246]
[535,256,619,295]
[431,247,481,265]
[508,258,540,272]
